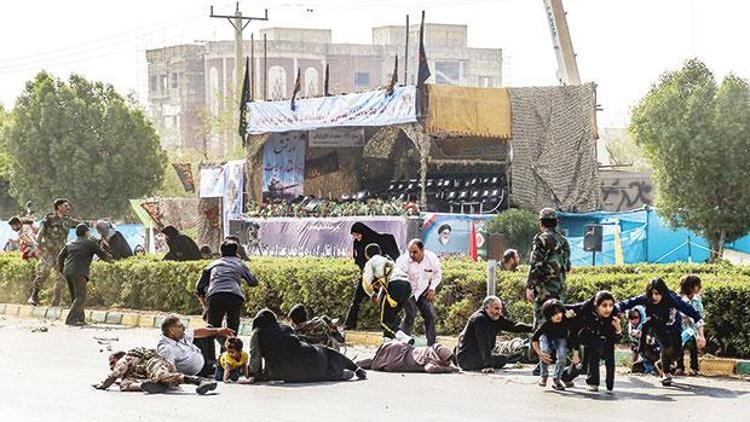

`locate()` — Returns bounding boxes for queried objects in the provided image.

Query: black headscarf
[161,225,202,261]
[350,222,400,270]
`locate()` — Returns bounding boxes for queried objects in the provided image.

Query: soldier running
[28,198,79,306]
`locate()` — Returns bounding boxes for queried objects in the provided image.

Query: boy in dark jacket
[531,299,570,390]
[617,278,704,386]
[455,296,533,373]
[566,290,621,393]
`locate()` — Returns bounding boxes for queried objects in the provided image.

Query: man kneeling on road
[157,315,235,378]
[93,347,217,395]
[455,296,533,373]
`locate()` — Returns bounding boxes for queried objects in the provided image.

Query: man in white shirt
[396,239,442,346]
[157,314,235,377]
[361,243,414,345]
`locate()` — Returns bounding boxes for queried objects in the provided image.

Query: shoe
[355,368,367,380]
[674,368,685,376]
[196,380,218,395]
[27,291,39,306]
[537,376,548,387]
[564,380,575,388]
[141,382,168,394]
[552,379,565,391]
[532,364,541,377]
[606,389,614,395]
[382,336,393,344]
[689,369,701,377]
[661,374,673,386]
[654,360,664,377]
[586,384,599,392]
[395,330,415,345]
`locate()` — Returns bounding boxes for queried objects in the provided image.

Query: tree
[484,209,539,260]
[0,105,22,218]
[5,72,167,219]
[630,59,750,261]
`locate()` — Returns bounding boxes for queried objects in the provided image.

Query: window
[354,72,370,88]
[171,72,179,89]
[435,61,460,85]
[304,67,319,97]
[149,76,157,92]
[268,66,287,100]
[479,76,493,87]
[160,75,168,91]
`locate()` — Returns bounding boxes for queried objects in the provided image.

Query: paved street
[1,315,748,422]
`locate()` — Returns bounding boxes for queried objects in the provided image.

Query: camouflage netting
[508,84,602,212]
[139,197,200,231]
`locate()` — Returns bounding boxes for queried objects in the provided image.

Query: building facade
[146,24,502,152]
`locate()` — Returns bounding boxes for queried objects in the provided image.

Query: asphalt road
[1,315,749,422]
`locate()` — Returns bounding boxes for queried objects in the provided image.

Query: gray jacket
[195,256,258,300]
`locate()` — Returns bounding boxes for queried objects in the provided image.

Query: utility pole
[542,0,580,85]
[210,3,268,102]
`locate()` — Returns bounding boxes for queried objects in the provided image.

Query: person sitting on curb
[288,303,346,352]
[455,296,533,373]
[157,314,235,378]
[357,340,459,374]
[93,347,217,395]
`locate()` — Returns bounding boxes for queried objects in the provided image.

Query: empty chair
[459,190,470,201]
[489,188,500,198]
[481,177,491,186]
[340,193,351,202]
[446,191,458,201]
[397,192,410,202]
[388,181,398,191]
[471,190,482,200]
[354,190,370,201]
[481,189,491,198]
[490,176,500,186]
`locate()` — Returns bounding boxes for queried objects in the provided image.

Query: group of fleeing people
[12,200,708,395]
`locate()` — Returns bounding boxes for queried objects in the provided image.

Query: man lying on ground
[93,347,217,395]
[357,340,459,373]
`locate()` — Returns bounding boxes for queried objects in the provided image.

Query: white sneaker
[395,330,415,345]
[382,336,393,344]
[586,384,599,392]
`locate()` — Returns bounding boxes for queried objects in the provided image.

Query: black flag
[417,10,431,86]
[324,63,331,96]
[386,55,398,96]
[239,57,250,143]
[290,68,301,111]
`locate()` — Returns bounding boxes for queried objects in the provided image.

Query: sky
[0,0,748,128]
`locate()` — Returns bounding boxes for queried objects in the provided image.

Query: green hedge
[1,254,749,357]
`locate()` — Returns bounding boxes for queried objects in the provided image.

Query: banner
[421,213,493,259]
[223,160,245,237]
[172,163,195,193]
[309,127,364,148]
[262,132,305,201]
[199,166,226,198]
[247,86,417,134]
[231,217,408,258]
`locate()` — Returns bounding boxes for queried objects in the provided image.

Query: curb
[2,302,748,377]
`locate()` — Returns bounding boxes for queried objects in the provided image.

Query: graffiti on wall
[600,171,654,211]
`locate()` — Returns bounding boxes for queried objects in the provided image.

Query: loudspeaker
[583,225,603,252]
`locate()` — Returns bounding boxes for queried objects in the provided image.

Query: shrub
[1,254,749,357]
[484,209,538,260]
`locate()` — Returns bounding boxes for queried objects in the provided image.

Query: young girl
[676,274,704,376]
[617,278,704,386]
[216,337,250,383]
[531,299,570,391]
[566,290,621,393]
[628,306,657,374]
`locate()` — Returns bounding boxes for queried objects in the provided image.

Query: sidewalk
[2,302,748,377]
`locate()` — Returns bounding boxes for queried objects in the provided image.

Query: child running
[531,299,570,391]
[676,274,704,376]
[617,278,704,386]
[566,291,621,393]
[216,337,250,383]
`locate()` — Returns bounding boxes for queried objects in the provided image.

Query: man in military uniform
[28,198,79,306]
[525,208,571,326]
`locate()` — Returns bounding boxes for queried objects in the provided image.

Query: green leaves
[4,72,167,219]
[630,59,750,260]
[484,209,538,260]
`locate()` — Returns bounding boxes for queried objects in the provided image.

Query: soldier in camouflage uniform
[28,198,79,306]
[288,303,346,352]
[525,208,571,327]
[93,347,217,394]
